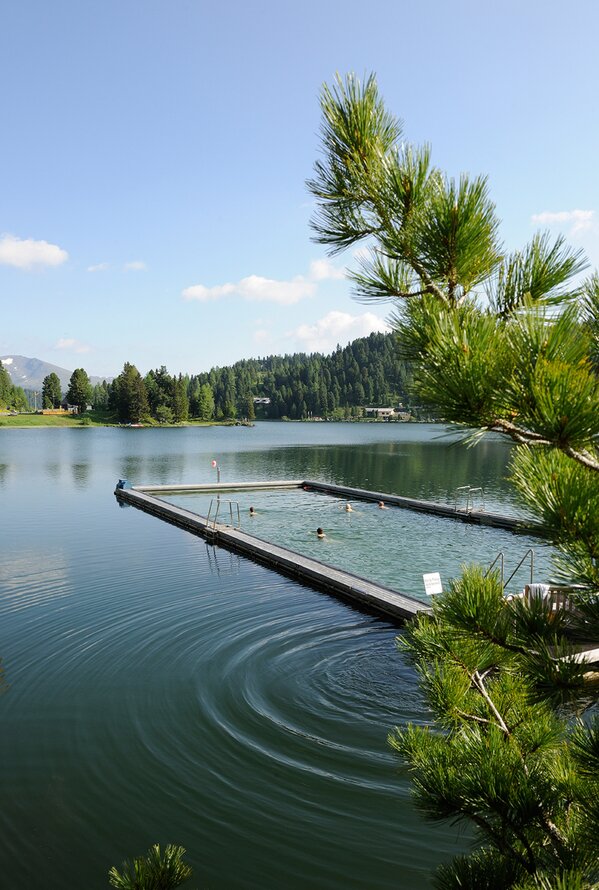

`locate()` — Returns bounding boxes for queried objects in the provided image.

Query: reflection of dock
[115,479,545,623]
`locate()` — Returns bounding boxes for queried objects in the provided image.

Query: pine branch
[471,670,510,734]
[489,420,599,471]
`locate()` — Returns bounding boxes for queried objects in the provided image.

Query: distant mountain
[0,355,111,391]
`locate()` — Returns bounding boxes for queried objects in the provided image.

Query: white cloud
[308,258,346,281]
[292,311,390,353]
[55,338,90,354]
[88,262,109,272]
[182,257,348,306]
[0,234,68,269]
[124,260,146,271]
[183,274,315,305]
[531,209,595,235]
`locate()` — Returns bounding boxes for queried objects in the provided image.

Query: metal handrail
[485,551,505,585]
[468,487,485,510]
[454,485,471,510]
[486,548,535,592]
[503,548,535,591]
[207,498,241,530]
[454,485,485,512]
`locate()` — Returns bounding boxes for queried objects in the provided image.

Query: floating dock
[302,481,543,533]
[115,485,427,621]
[132,478,544,535]
[115,478,545,623]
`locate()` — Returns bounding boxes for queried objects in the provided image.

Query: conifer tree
[66,368,92,414]
[42,372,62,408]
[113,363,149,423]
[195,383,215,420]
[0,361,12,409]
[309,72,599,889]
[108,843,192,889]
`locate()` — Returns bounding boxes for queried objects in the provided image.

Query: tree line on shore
[18,331,412,424]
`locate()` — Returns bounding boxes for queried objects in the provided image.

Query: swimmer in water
[249,506,256,516]
[344,502,353,512]
[316,527,326,538]
[378,501,388,509]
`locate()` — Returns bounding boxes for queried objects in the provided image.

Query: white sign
[423,572,443,596]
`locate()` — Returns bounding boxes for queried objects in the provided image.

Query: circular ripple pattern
[0,425,514,888]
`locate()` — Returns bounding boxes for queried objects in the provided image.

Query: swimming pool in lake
[163,486,555,600]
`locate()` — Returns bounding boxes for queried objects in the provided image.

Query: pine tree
[171,374,189,423]
[113,363,149,423]
[42,372,62,408]
[66,368,92,414]
[108,843,192,889]
[196,383,215,421]
[0,361,12,409]
[309,72,599,888]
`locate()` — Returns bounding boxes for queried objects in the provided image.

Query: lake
[0,423,552,888]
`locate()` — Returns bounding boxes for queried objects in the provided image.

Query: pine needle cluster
[309,73,599,887]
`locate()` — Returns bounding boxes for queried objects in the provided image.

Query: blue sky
[2,0,598,378]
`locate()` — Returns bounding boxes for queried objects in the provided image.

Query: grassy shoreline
[0,412,228,429]
[0,413,421,429]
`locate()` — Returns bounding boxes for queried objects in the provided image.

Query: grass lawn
[0,411,108,428]
[0,411,231,428]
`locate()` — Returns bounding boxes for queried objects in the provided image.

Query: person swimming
[316,527,326,538]
[249,506,256,516]
[378,501,388,509]
[345,502,353,512]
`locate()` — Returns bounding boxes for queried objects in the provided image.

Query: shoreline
[0,416,427,430]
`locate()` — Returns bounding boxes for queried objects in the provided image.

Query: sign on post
[423,572,443,596]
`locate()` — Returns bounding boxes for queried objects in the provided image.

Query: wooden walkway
[115,486,430,622]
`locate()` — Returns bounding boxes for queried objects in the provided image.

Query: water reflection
[0,551,72,612]
[205,543,242,578]
[0,424,531,889]
[72,462,91,488]
[44,461,62,481]
[227,438,516,513]
[120,456,144,480]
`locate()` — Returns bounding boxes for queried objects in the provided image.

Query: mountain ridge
[0,355,111,391]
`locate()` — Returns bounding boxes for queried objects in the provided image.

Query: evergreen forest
[23,332,413,424]
[0,361,29,412]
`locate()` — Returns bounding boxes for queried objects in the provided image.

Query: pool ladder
[207,498,241,530]
[485,548,535,592]
[454,485,485,512]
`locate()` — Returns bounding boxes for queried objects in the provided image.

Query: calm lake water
[0,423,554,889]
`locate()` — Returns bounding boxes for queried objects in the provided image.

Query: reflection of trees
[0,463,8,487]
[71,462,90,489]
[121,457,144,482]
[44,461,61,481]
[229,438,514,508]
[146,455,187,485]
